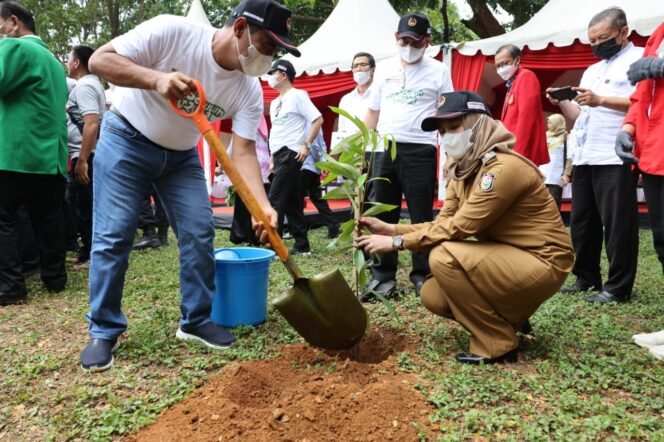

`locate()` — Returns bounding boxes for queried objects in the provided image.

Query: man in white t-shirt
[66,45,106,267]
[337,52,376,134]
[267,59,323,254]
[80,0,299,372]
[546,7,643,304]
[361,13,454,301]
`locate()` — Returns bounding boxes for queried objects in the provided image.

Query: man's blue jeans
[87,112,215,340]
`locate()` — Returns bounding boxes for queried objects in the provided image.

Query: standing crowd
[0,0,663,371]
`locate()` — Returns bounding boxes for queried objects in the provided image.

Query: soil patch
[130,328,434,441]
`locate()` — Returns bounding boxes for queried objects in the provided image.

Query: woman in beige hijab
[356,91,574,365]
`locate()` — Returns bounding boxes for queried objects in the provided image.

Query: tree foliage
[17,0,545,61]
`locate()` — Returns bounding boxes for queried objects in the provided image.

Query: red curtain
[452,50,486,91]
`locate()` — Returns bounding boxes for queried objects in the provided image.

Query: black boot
[157,226,168,246]
[133,228,161,250]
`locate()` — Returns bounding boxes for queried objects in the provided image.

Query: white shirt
[269,88,321,154]
[539,134,566,186]
[337,86,373,133]
[369,55,454,147]
[573,43,644,165]
[111,15,263,150]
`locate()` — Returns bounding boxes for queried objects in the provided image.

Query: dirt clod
[128,329,434,442]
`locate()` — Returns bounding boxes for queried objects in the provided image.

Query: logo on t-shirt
[175,94,226,121]
[386,89,424,105]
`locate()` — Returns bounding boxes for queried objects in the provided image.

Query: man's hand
[545,88,561,106]
[615,130,639,164]
[354,234,394,255]
[561,175,571,185]
[573,87,603,107]
[74,159,90,185]
[252,206,279,248]
[357,217,395,236]
[627,57,664,85]
[155,71,196,101]
[295,145,309,162]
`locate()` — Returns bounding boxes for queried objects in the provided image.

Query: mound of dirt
[130,329,434,441]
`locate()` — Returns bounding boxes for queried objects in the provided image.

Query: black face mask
[592,37,623,60]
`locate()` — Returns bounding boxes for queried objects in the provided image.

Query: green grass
[0,227,663,441]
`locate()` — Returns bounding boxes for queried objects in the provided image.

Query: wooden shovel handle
[201,130,290,262]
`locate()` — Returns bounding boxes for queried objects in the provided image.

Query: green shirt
[0,36,68,176]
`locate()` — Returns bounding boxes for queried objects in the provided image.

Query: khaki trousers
[421,241,567,358]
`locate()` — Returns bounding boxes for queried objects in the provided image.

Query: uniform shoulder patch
[479,172,496,191]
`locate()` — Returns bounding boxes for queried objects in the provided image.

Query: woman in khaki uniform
[356,91,574,365]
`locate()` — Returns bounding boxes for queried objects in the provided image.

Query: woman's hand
[354,234,394,255]
[356,217,395,236]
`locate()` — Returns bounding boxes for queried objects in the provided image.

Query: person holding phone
[495,44,549,166]
[545,7,643,304]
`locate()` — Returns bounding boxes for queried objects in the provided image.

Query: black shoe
[282,231,293,240]
[157,227,169,246]
[21,266,40,278]
[0,287,27,306]
[359,279,398,303]
[411,276,427,297]
[44,281,66,293]
[585,290,630,304]
[519,320,533,335]
[560,281,601,294]
[176,322,235,349]
[80,338,120,372]
[75,251,90,264]
[289,246,311,256]
[133,234,162,250]
[455,349,519,365]
[327,225,340,239]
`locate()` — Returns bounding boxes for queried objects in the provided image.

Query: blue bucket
[212,247,276,327]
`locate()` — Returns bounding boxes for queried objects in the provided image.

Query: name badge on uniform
[479,172,496,191]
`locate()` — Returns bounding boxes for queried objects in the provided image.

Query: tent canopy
[186,0,211,26]
[456,0,664,56]
[282,0,401,76]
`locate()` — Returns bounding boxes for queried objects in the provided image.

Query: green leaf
[322,186,354,200]
[321,172,340,186]
[362,202,399,217]
[330,132,364,157]
[353,248,365,275]
[317,156,360,181]
[368,176,391,183]
[371,291,402,325]
[358,174,367,188]
[329,106,365,133]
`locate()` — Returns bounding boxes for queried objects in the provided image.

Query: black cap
[268,59,296,83]
[421,91,492,132]
[232,0,301,57]
[397,13,431,40]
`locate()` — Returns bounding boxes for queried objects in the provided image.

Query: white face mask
[267,73,281,89]
[441,116,483,160]
[398,44,425,64]
[353,71,371,86]
[496,64,517,81]
[237,30,273,77]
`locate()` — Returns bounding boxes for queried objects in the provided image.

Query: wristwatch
[304,141,312,149]
[392,235,404,251]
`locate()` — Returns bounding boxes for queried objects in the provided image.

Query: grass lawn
[1,226,663,441]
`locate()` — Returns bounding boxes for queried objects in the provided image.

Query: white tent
[456,0,664,56]
[282,0,405,76]
[186,0,211,27]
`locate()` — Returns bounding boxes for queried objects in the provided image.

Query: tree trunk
[105,0,121,38]
[440,0,450,43]
[292,15,325,25]
[462,0,505,38]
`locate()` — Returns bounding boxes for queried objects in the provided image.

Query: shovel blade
[272,267,368,350]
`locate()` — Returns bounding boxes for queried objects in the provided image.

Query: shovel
[169,80,367,350]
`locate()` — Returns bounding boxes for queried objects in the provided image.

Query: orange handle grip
[201,130,290,262]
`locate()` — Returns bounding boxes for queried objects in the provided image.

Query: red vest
[501,68,549,166]
[624,23,664,176]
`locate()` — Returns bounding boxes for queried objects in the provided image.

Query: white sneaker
[632,330,664,348]
[649,345,664,361]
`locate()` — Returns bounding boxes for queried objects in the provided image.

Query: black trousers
[300,169,339,229]
[230,183,270,245]
[0,171,67,293]
[642,172,664,274]
[268,147,309,250]
[570,164,638,296]
[369,143,437,283]
[546,184,563,210]
[138,188,169,233]
[69,155,94,258]
[16,205,40,275]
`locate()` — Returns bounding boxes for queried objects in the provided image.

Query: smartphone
[549,86,578,101]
